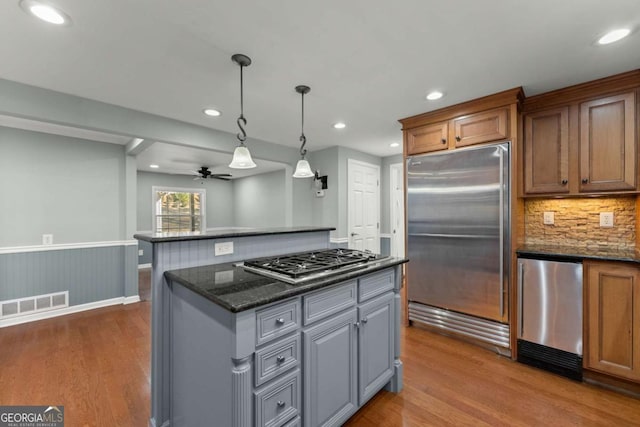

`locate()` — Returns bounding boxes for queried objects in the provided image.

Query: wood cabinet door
[357,293,394,405]
[586,262,640,381]
[405,121,448,155]
[303,309,357,427]
[523,107,570,194]
[453,107,508,148]
[579,92,637,192]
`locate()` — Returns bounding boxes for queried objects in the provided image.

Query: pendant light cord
[236,64,247,144]
[299,91,307,157]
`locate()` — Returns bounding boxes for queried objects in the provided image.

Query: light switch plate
[543,212,554,225]
[138,249,144,256]
[600,212,614,228]
[42,234,53,245]
[214,241,234,256]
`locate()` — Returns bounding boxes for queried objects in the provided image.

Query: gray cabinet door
[303,308,358,427]
[358,292,394,405]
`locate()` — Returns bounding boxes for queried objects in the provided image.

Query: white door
[390,163,405,258]
[348,159,380,253]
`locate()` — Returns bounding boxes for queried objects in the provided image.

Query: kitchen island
[134,227,407,427]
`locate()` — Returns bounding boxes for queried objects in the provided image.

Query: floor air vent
[517,339,583,381]
[1,291,69,319]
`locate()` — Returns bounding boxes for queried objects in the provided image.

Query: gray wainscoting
[0,244,139,306]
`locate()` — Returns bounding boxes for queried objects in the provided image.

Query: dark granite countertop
[517,244,640,264]
[164,257,409,313]
[134,226,335,243]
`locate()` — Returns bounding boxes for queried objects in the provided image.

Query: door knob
[351,232,359,237]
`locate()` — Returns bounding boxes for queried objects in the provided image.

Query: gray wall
[233,170,287,228]
[0,127,126,246]
[308,146,383,240]
[136,171,235,231]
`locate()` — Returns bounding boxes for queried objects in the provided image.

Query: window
[152,187,206,233]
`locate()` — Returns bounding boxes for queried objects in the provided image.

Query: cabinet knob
[276,355,286,364]
[354,321,361,329]
[561,179,568,185]
[441,138,447,144]
[361,317,368,324]
[276,318,285,325]
[277,400,286,408]
[455,136,461,142]
[581,178,588,184]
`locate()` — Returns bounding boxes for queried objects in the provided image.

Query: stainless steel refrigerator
[407,142,511,351]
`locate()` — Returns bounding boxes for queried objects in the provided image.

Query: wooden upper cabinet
[405,121,448,155]
[453,108,509,148]
[523,107,569,194]
[585,262,640,382]
[579,92,637,192]
[399,87,523,157]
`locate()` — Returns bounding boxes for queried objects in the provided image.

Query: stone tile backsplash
[524,197,636,250]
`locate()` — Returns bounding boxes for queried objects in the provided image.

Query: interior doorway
[347,159,380,253]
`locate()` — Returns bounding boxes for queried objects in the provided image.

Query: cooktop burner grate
[243,249,378,279]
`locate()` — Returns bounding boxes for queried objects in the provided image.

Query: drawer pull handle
[276,318,285,325]
[277,400,286,408]
[276,355,286,363]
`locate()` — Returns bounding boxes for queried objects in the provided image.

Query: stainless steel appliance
[517,257,583,380]
[242,248,385,284]
[406,142,510,351]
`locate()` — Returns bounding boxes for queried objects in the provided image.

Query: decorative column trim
[232,356,253,427]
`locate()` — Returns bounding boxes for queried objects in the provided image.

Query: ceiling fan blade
[211,174,232,177]
[211,176,231,181]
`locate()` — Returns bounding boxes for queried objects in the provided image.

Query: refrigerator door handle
[518,262,524,337]
[499,149,505,318]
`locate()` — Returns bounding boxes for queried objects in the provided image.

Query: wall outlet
[42,234,53,245]
[600,212,614,228]
[543,211,555,225]
[138,249,144,256]
[214,241,234,256]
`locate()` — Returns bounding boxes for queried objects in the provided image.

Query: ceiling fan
[191,166,232,181]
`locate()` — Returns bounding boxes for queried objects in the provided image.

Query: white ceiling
[2,0,639,170]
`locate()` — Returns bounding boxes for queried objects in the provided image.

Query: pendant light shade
[293,159,314,178]
[229,54,257,169]
[229,145,257,169]
[293,85,314,178]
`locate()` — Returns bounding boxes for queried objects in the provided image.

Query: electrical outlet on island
[214,241,234,256]
[600,212,614,228]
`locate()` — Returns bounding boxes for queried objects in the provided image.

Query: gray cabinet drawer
[254,369,300,427]
[303,280,357,325]
[282,416,300,427]
[256,299,301,346]
[358,269,394,302]
[255,334,301,387]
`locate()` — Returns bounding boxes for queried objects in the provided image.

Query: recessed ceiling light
[597,28,631,45]
[203,108,221,117]
[426,91,444,101]
[149,164,159,169]
[333,122,346,129]
[390,142,400,148]
[20,0,71,25]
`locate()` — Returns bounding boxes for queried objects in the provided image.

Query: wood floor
[2,272,639,426]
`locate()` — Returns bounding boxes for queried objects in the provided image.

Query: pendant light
[292,85,315,178]
[229,54,257,169]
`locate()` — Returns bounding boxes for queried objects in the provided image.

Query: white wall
[0,127,126,246]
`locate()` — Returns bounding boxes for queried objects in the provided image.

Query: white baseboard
[0,295,141,328]
[123,295,141,305]
[138,263,152,269]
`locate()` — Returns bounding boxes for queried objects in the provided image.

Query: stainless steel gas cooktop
[242,248,385,284]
